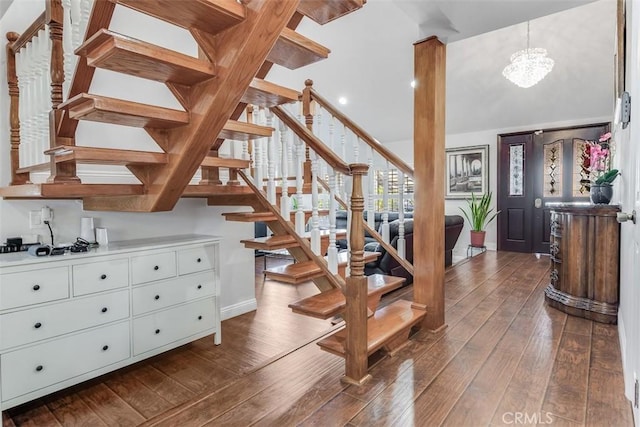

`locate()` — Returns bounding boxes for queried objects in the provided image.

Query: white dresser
[0,234,220,410]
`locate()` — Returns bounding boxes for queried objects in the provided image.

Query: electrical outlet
[29,210,42,229]
[41,206,53,221]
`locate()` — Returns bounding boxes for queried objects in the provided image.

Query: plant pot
[590,183,613,205]
[470,230,486,248]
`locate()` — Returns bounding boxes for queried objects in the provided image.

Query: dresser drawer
[132,297,215,355]
[132,272,215,316]
[1,289,129,350]
[1,321,130,402]
[178,246,215,275]
[131,251,176,285]
[72,258,129,296]
[0,267,69,310]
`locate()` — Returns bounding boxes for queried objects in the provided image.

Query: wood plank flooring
[3,251,633,426]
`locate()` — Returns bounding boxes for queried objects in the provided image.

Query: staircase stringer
[236,169,345,293]
[82,0,302,212]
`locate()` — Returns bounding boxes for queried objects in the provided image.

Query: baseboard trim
[618,311,633,402]
[221,298,257,321]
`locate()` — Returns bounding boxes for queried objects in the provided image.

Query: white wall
[384,115,611,259]
[0,1,256,319]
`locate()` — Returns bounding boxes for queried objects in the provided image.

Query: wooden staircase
[2,0,429,385]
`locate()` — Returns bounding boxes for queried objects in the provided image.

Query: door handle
[534,198,542,209]
[617,210,636,224]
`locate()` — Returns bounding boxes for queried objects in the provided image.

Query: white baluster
[367,146,375,230]
[327,168,338,274]
[254,109,265,190]
[40,28,52,164]
[279,120,290,218]
[340,124,347,200]
[397,170,406,259]
[23,41,34,166]
[353,135,360,163]
[295,135,305,234]
[328,115,335,152]
[71,0,82,48]
[310,151,321,255]
[16,48,26,167]
[266,111,276,204]
[79,0,92,46]
[381,161,390,243]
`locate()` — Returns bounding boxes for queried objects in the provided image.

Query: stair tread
[76,29,216,85]
[222,211,278,222]
[219,120,273,141]
[268,27,330,70]
[289,274,406,319]
[242,78,300,108]
[60,93,189,129]
[114,0,245,34]
[183,185,255,197]
[264,260,323,284]
[0,183,144,199]
[336,250,380,267]
[45,145,167,166]
[240,235,299,250]
[201,155,250,169]
[317,299,426,357]
[297,0,366,25]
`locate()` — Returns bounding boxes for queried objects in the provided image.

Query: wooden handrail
[305,81,414,179]
[10,12,46,54]
[271,105,351,175]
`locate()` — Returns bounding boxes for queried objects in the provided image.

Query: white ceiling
[268,0,615,142]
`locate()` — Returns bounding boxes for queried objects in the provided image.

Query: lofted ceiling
[269,0,614,142]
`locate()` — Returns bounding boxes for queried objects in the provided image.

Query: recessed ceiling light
[411,80,417,88]
[338,97,348,105]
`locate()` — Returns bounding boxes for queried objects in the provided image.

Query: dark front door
[498,123,609,253]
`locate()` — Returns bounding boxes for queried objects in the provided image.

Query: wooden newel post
[6,32,28,185]
[47,0,81,183]
[302,79,314,192]
[343,163,371,385]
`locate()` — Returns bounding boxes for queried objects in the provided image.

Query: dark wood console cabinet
[544,204,620,324]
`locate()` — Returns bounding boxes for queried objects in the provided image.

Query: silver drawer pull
[34,322,42,329]
[35,365,43,372]
[32,284,40,291]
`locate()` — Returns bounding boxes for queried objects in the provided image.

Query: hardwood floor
[3,252,633,426]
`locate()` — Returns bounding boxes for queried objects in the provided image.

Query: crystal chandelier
[502,21,554,88]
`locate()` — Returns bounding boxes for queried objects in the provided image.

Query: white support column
[279,120,290,218]
[397,170,406,259]
[266,110,276,204]
[16,47,26,167]
[310,151,321,255]
[381,161,390,243]
[295,135,306,234]
[353,135,360,163]
[62,0,73,99]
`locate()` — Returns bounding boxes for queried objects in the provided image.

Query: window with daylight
[374,170,414,212]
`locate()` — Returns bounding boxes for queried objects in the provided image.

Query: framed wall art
[445,145,489,199]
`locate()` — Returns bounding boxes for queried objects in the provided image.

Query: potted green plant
[459,191,500,247]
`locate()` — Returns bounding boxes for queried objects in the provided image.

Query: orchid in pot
[581,132,620,204]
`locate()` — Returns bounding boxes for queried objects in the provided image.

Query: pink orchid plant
[582,132,619,185]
